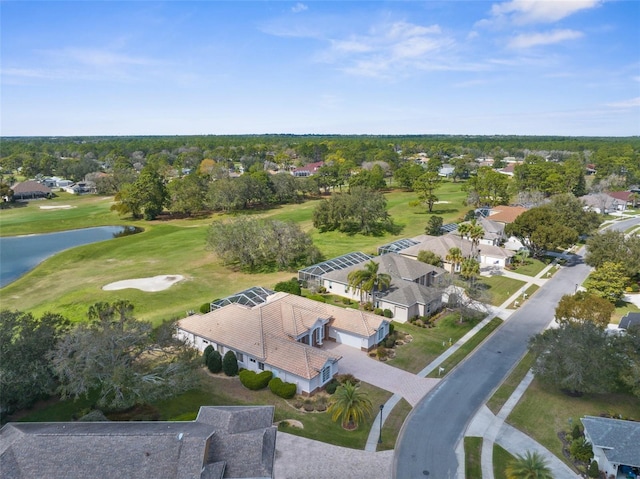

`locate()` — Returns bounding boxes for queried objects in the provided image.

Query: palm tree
[445,247,464,274]
[458,219,484,258]
[505,451,554,479]
[327,381,373,430]
[347,260,391,305]
[460,258,480,282]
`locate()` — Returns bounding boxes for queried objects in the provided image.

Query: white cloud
[489,0,602,25]
[508,29,583,48]
[322,20,457,77]
[41,47,162,68]
[291,3,308,14]
[606,97,640,108]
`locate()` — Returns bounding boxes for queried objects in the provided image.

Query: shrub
[306,294,326,303]
[207,350,222,373]
[325,379,339,395]
[376,347,388,360]
[222,351,238,376]
[318,286,327,294]
[342,297,351,305]
[570,437,594,463]
[315,395,328,412]
[199,302,211,314]
[293,397,304,409]
[388,323,395,335]
[303,398,315,412]
[374,307,383,316]
[384,336,396,349]
[363,303,373,311]
[239,370,273,390]
[587,460,599,478]
[274,279,302,296]
[335,373,357,385]
[571,424,582,440]
[203,344,214,364]
[268,377,297,399]
[383,309,393,318]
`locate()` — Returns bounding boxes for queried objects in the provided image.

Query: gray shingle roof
[619,312,640,331]
[582,416,640,468]
[0,406,276,479]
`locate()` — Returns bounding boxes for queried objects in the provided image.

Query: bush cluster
[239,370,273,390]
[222,351,238,376]
[207,350,222,373]
[268,377,297,399]
[199,303,211,314]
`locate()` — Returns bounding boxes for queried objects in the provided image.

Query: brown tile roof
[487,206,528,224]
[10,180,52,194]
[607,191,631,202]
[178,293,387,380]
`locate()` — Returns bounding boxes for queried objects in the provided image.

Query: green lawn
[465,436,483,479]
[493,443,515,479]
[426,317,503,378]
[378,398,412,451]
[507,379,640,469]
[510,258,549,277]
[476,275,527,306]
[0,187,469,324]
[387,314,484,374]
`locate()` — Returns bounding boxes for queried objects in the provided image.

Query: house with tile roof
[10,180,53,200]
[321,253,446,322]
[581,416,640,478]
[486,205,528,224]
[177,292,389,395]
[401,234,515,271]
[291,161,324,177]
[0,405,276,479]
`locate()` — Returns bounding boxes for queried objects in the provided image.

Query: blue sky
[2,1,639,136]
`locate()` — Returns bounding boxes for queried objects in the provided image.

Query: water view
[0,226,141,288]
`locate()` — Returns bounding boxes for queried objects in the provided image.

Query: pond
[0,226,142,288]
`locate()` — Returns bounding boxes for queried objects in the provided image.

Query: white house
[177,291,389,395]
[582,416,640,478]
[321,253,445,323]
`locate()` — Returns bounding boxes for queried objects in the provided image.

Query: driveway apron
[322,342,439,406]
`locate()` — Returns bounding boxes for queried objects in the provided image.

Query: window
[321,365,331,383]
[236,352,244,362]
[258,362,264,370]
[377,327,384,341]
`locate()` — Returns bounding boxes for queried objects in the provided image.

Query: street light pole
[378,404,384,444]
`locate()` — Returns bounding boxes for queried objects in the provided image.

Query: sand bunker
[40,205,75,210]
[102,275,185,292]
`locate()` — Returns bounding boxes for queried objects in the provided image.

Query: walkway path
[465,371,579,479]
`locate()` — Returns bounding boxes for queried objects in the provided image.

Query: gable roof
[401,234,514,260]
[487,206,528,224]
[607,191,632,202]
[379,281,442,308]
[582,416,640,468]
[178,292,388,380]
[619,312,640,331]
[0,406,276,479]
[323,252,444,284]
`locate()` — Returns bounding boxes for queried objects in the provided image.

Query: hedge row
[239,370,273,390]
[268,377,297,399]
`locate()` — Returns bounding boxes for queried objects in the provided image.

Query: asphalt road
[393,255,593,479]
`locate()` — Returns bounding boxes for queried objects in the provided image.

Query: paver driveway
[323,342,439,406]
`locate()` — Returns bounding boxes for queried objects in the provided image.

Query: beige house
[177,292,389,395]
